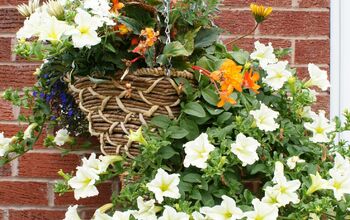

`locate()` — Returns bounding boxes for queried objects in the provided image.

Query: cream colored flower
[64,205,81,220]
[286,156,305,170]
[328,172,350,201]
[263,61,292,90]
[306,64,330,91]
[250,103,279,132]
[93,209,112,220]
[0,132,14,157]
[83,0,115,26]
[17,0,40,17]
[192,211,207,220]
[128,127,148,145]
[250,41,277,69]
[270,162,301,207]
[183,133,215,169]
[68,166,100,200]
[146,168,181,203]
[262,186,281,207]
[244,198,279,220]
[38,15,72,42]
[16,10,51,39]
[44,0,64,18]
[306,172,328,195]
[200,195,243,220]
[23,123,38,140]
[231,133,260,166]
[67,9,102,48]
[159,206,189,220]
[112,210,134,220]
[132,196,161,220]
[329,153,350,177]
[53,128,70,146]
[304,110,336,143]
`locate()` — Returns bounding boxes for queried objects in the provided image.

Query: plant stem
[225,23,259,46]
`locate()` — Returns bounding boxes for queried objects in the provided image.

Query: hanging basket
[66,68,193,158]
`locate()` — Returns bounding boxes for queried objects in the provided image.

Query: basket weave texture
[67,68,193,157]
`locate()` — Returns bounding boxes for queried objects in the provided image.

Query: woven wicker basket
[67,68,193,158]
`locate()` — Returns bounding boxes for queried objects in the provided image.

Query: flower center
[315,127,325,134]
[160,182,170,192]
[79,26,90,35]
[333,181,342,190]
[224,211,232,218]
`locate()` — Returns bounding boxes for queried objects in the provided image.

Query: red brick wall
[0,0,330,219]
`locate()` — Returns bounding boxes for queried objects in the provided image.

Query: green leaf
[201,87,219,106]
[230,50,250,65]
[183,173,202,183]
[195,28,220,48]
[183,102,206,118]
[190,189,202,200]
[217,112,233,124]
[150,115,171,129]
[180,118,199,140]
[158,146,178,159]
[167,126,189,139]
[163,41,191,58]
[249,163,268,175]
[179,27,201,55]
[205,105,224,116]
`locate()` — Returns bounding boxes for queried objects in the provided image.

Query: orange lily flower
[217,91,236,107]
[243,69,260,93]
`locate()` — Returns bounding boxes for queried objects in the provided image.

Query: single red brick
[0,37,12,62]
[0,0,28,5]
[216,10,256,35]
[295,40,330,64]
[313,93,330,114]
[0,8,24,33]
[18,153,81,178]
[0,163,11,176]
[0,64,38,90]
[9,209,66,220]
[223,0,291,7]
[298,0,330,8]
[54,182,114,207]
[0,99,15,121]
[0,181,48,205]
[259,11,329,36]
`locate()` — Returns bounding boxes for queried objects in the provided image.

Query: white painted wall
[331,0,350,140]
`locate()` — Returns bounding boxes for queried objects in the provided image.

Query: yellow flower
[306,172,328,195]
[250,3,273,23]
[117,24,130,35]
[128,127,148,145]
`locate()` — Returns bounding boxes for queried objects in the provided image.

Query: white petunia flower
[67,8,102,48]
[286,156,305,170]
[300,106,316,119]
[304,110,336,143]
[64,205,81,220]
[328,172,350,201]
[132,197,160,220]
[231,133,260,166]
[270,162,301,207]
[244,198,279,220]
[250,103,279,132]
[112,210,134,220]
[16,10,51,39]
[263,61,292,90]
[82,153,104,174]
[329,153,350,177]
[83,0,115,26]
[98,155,123,173]
[306,64,330,91]
[68,166,100,200]
[0,132,14,157]
[306,172,328,195]
[93,209,112,220]
[250,41,277,69]
[262,186,281,207]
[192,211,207,220]
[159,206,189,220]
[200,195,243,220]
[38,15,72,42]
[146,168,181,203]
[183,133,215,169]
[23,123,38,140]
[53,128,70,146]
